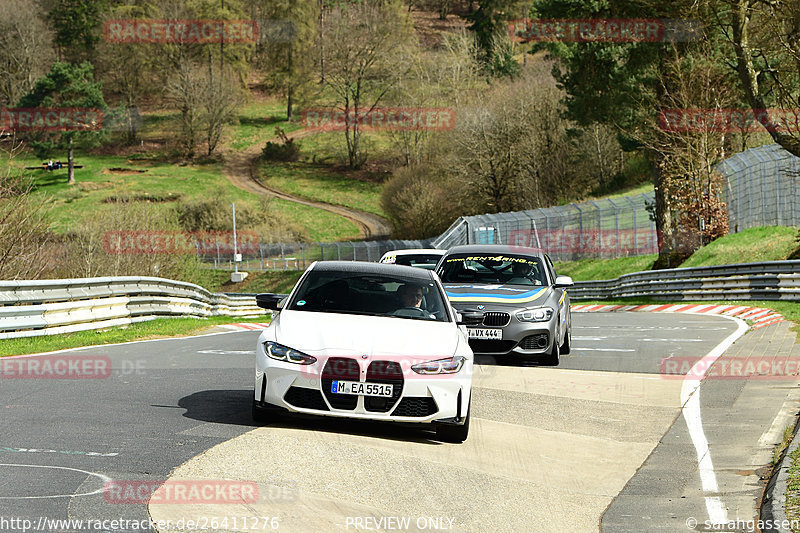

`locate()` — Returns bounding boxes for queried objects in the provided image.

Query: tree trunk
[67,138,75,185]
[651,152,677,269]
[319,0,326,84]
[287,37,294,121]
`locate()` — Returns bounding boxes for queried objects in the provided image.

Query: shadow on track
[177,389,444,445]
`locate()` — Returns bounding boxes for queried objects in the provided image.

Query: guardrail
[569,260,800,301]
[0,276,265,339]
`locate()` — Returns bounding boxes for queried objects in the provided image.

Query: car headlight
[264,342,317,365]
[412,356,465,375]
[515,307,554,322]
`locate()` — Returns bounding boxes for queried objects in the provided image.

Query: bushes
[174,194,310,243]
[380,164,462,239]
[0,146,52,279]
[260,127,301,162]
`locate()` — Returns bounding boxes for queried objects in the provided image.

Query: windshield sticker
[446,255,537,264]
[296,300,306,306]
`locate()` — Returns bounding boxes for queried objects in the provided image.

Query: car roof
[381,249,445,257]
[310,260,435,280]
[442,244,546,258]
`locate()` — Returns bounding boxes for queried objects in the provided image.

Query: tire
[252,398,273,424]
[435,404,470,443]
[542,333,560,366]
[559,320,571,355]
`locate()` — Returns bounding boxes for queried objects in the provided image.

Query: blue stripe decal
[444,287,546,300]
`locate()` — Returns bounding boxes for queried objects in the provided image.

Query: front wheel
[541,334,560,366]
[252,398,273,424]
[435,406,470,443]
[559,320,571,355]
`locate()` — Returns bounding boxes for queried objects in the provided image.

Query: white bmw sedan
[252,261,474,442]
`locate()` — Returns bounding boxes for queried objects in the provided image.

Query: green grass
[0,315,270,357]
[786,437,800,531]
[555,226,799,282]
[555,254,658,281]
[268,196,360,241]
[299,130,399,165]
[231,101,303,151]
[680,226,798,268]
[195,269,303,294]
[18,152,360,241]
[257,161,385,217]
[594,181,654,200]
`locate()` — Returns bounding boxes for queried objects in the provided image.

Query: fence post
[626,196,638,256]
[573,203,583,259]
[260,245,264,271]
[608,198,620,258]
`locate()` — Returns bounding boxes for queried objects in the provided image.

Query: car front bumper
[254,349,472,424]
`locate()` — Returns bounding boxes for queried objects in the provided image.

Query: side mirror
[256,293,284,310]
[554,275,574,288]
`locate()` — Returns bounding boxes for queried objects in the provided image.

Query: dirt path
[222,130,392,240]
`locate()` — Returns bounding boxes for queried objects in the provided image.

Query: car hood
[272,310,463,358]
[443,283,552,310]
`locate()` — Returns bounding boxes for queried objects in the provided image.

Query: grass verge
[555,226,799,282]
[555,254,658,281]
[680,226,798,268]
[20,152,360,241]
[257,161,385,217]
[194,269,304,294]
[785,437,800,531]
[0,315,270,357]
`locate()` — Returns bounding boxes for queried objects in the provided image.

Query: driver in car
[506,262,541,285]
[397,283,424,308]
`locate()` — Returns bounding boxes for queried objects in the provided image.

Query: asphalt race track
[0,312,792,532]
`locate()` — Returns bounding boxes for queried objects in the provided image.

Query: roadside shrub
[54,200,199,280]
[260,127,301,162]
[0,144,52,279]
[381,164,461,239]
[174,194,311,243]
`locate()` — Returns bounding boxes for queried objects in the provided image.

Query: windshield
[287,270,449,321]
[438,254,548,286]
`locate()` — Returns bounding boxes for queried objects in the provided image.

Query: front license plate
[331,380,393,397]
[468,328,503,339]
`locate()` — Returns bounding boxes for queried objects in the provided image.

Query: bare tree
[445,68,573,213]
[388,30,485,166]
[0,0,55,107]
[725,0,800,156]
[0,140,52,279]
[633,42,736,261]
[321,0,418,169]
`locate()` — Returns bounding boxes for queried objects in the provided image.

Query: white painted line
[641,338,705,342]
[0,464,112,499]
[574,347,636,352]
[758,402,800,447]
[679,314,749,525]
